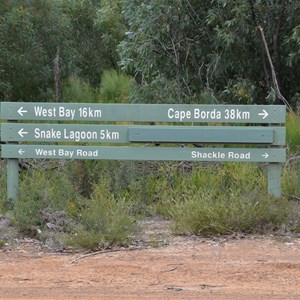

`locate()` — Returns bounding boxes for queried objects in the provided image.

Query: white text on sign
[167,108,251,121]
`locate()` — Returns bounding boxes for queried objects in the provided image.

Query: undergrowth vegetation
[0,157,299,250]
[61,70,132,104]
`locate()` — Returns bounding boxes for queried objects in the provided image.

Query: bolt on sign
[0,102,286,199]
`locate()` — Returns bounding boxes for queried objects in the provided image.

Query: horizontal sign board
[129,127,275,144]
[0,102,286,123]
[1,123,286,145]
[1,123,128,143]
[1,145,286,162]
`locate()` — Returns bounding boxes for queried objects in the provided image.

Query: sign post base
[267,163,282,197]
[7,158,19,202]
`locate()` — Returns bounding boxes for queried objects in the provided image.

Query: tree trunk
[53,47,61,103]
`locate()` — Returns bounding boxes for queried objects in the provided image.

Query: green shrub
[68,179,136,249]
[65,160,159,199]
[286,113,300,152]
[6,156,299,245]
[284,113,300,198]
[13,171,79,235]
[141,162,267,217]
[0,239,5,248]
[220,77,256,104]
[62,75,97,103]
[129,76,178,104]
[100,69,132,103]
[283,159,300,198]
[0,161,8,211]
[171,191,294,236]
[131,162,296,236]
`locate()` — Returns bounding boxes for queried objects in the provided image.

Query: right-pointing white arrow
[18,149,25,155]
[258,109,269,119]
[262,152,269,159]
[18,128,28,138]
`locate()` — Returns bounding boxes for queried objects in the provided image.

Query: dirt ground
[1,220,300,300]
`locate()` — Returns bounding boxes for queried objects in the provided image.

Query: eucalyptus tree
[0,0,73,102]
[0,0,125,102]
[206,0,300,107]
[62,0,126,87]
[119,0,211,103]
[119,0,300,107]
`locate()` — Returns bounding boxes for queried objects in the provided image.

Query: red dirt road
[0,236,300,300]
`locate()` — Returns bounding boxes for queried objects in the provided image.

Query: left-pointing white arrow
[18,128,28,138]
[17,107,28,116]
[18,149,25,155]
[262,152,269,159]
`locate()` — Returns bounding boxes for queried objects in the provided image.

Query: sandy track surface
[1,234,300,300]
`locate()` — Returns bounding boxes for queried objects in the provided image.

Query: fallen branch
[259,26,293,112]
[285,156,300,168]
[70,247,147,264]
[282,193,300,201]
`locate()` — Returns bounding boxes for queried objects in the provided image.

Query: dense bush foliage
[0,154,299,249]
[1,0,299,107]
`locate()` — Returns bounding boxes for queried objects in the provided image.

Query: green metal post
[297,159,300,197]
[7,158,19,201]
[267,163,282,197]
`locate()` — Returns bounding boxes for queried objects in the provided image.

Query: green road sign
[0,102,286,123]
[1,123,286,145]
[1,145,286,162]
[0,101,287,198]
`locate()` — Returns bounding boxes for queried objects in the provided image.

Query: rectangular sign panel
[1,123,286,145]
[1,145,286,162]
[129,127,275,144]
[0,102,286,123]
[1,123,128,143]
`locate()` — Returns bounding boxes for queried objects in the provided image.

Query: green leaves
[119,0,300,107]
[0,0,72,102]
[0,0,125,102]
[119,0,209,103]
[1,0,300,108]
